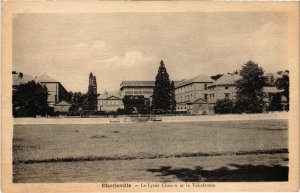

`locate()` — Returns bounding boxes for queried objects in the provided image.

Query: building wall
[41,82,70,106]
[121,87,153,98]
[175,82,212,111]
[58,83,71,102]
[187,103,210,115]
[208,85,237,104]
[98,99,124,112]
[41,82,58,106]
[54,105,70,113]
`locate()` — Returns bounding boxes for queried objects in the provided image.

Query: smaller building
[54,100,71,113]
[208,73,240,105]
[98,91,124,112]
[186,98,210,115]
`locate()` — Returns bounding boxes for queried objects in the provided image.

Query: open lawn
[13,119,288,182]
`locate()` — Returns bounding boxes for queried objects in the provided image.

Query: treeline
[12,60,289,117]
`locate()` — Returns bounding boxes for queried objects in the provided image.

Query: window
[225,86,229,89]
[108,101,111,106]
[225,93,230,99]
[204,94,208,100]
[116,101,119,105]
[204,84,207,90]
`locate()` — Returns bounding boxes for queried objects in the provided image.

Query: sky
[13,12,289,93]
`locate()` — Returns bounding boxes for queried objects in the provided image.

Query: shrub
[214,99,235,114]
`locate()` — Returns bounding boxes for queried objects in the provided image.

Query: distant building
[207,73,240,105]
[53,100,71,113]
[262,86,287,111]
[12,71,70,107]
[175,75,214,114]
[12,71,34,90]
[98,90,124,112]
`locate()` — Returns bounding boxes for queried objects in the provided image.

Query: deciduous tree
[275,70,289,110]
[13,80,50,117]
[235,60,266,113]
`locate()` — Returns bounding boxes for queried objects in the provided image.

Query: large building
[13,72,71,107]
[175,75,214,114]
[98,90,124,112]
[36,73,71,107]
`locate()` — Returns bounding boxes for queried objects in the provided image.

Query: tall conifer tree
[152,60,171,111]
[84,72,98,110]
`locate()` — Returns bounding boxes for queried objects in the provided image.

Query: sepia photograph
[2,1,299,192]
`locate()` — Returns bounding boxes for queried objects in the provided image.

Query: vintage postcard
[1,1,299,192]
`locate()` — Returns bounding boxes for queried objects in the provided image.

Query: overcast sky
[13,12,289,92]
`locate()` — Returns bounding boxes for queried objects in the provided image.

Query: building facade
[120,81,155,98]
[98,91,124,112]
[175,75,214,114]
[36,74,71,107]
[53,100,71,113]
[207,74,240,105]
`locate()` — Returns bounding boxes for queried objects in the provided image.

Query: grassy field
[13,119,288,182]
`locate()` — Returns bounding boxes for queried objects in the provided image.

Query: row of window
[176,84,208,94]
[177,93,193,102]
[208,93,230,100]
[99,100,120,106]
[176,106,188,110]
[124,91,153,95]
[209,86,229,91]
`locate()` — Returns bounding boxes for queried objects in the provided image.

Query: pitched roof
[175,75,213,88]
[210,73,240,87]
[98,90,122,100]
[12,73,34,86]
[36,73,58,82]
[186,97,208,104]
[55,100,71,106]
